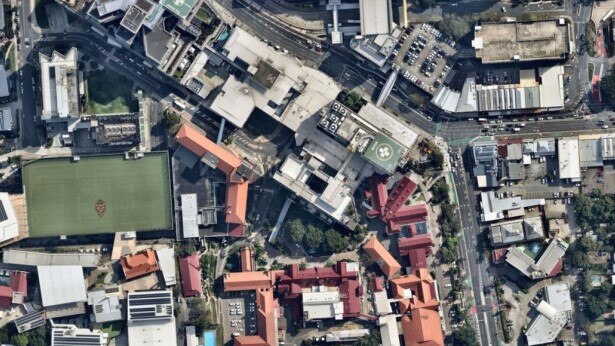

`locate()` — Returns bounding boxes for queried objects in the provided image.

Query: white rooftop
[525,283,572,345]
[0,193,18,243]
[180,194,199,239]
[156,248,177,287]
[127,290,177,346]
[38,265,87,307]
[39,48,80,120]
[480,191,545,222]
[378,314,401,346]
[372,290,393,316]
[359,0,391,35]
[302,290,344,321]
[558,137,580,181]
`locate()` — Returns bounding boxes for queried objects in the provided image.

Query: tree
[585,295,606,320]
[577,237,599,252]
[303,225,324,251]
[593,333,615,346]
[357,330,380,346]
[322,229,349,254]
[450,324,478,346]
[10,334,28,346]
[430,179,449,204]
[336,90,366,112]
[177,241,197,257]
[165,111,182,134]
[437,14,472,41]
[286,219,305,243]
[571,252,590,269]
[429,147,444,169]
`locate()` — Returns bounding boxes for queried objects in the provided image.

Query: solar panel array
[127,291,173,321]
[14,311,46,333]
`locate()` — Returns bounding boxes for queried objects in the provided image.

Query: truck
[512,127,520,132]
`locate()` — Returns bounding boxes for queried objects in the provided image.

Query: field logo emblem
[95,199,107,217]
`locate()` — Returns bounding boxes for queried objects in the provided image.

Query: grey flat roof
[473,20,571,63]
[144,24,172,63]
[3,249,99,267]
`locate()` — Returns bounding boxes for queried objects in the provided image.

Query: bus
[173,100,187,110]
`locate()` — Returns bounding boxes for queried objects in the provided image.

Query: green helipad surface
[363,132,406,174]
[23,153,172,237]
[161,0,198,19]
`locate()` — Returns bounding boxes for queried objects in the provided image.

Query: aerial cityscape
[0,0,612,345]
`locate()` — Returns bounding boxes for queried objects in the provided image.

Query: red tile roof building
[277,262,362,319]
[223,265,282,346]
[384,176,418,218]
[366,174,427,234]
[372,277,385,292]
[175,124,249,237]
[401,308,445,346]
[0,271,27,308]
[120,249,159,280]
[390,269,439,314]
[179,253,202,297]
[223,258,363,345]
[398,234,434,271]
[367,175,388,218]
[363,237,401,278]
[390,269,444,346]
[240,246,254,272]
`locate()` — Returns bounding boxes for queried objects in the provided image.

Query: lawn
[101,321,123,339]
[196,7,213,24]
[23,152,172,237]
[6,44,15,72]
[86,69,139,115]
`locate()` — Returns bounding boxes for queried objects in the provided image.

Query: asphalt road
[18,0,43,147]
[452,147,499,346]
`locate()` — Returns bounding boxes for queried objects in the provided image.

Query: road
[451,147,499,346]
[18,0,43,147]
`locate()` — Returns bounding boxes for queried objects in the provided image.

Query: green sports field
[23,153,172,237]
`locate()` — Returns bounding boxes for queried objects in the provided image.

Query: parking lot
[392,23,458,95]
[222,292,258,342]
[497,155,580,201]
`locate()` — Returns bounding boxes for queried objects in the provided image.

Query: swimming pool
[203,330,216,346]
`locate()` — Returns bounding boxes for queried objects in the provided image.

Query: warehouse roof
[38,265,87,307]
[472,20,571,63]
[3,249,99,267]
[359,0,392,35]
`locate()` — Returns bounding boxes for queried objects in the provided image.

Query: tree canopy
[601,70,615,105]
[322,229,349,253]
[450,324,478,346]
[286,219,306,243]
[574,190,615,230]
[303,225,324,251]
